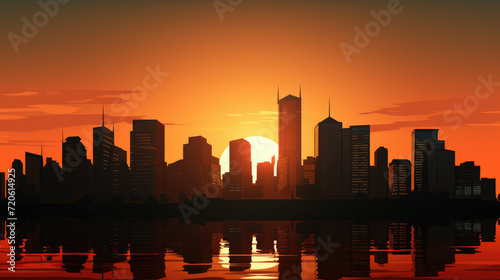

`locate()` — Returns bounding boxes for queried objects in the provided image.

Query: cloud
[0,113,144,133]
[4,91,39,96]
[247,111,278,116]
[361,93,500,117]
[371,112,500,132]
[162,122,185,126]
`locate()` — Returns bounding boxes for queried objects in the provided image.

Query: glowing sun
[220,136,279,182]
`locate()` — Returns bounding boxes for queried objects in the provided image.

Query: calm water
[0,218,499,279]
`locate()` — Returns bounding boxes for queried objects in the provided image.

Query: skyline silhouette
[0,90,497,204]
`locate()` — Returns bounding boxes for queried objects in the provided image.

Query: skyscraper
[224,138,251,199]
[314,108,343,198]
[426,143,455,198]
[130,120,165,200]
[389,159,411,197]
[411,129,439,192]
[455,161,481,199]
[257,156,275,199]
[25,152,43,195]
[112,146,130,200]
[277,87,302,199]
[182,136,213,199]
[349,125,370,198]
[62,136,92,199]
[370,147,388,199]
[93,115,114,200]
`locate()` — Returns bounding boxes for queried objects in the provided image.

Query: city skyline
[2,90,497,203]
[1,1,500,198]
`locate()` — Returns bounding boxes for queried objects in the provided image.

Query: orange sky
[0,0,499,195]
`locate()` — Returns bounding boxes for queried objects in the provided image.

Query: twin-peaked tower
[277,86,302,199]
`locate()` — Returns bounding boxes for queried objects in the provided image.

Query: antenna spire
[328,98,331,117]
[277,85,280,103]
[102,104,105,127]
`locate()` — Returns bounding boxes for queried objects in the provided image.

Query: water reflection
[0,218,498,279]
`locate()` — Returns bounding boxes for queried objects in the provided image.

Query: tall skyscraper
[211,156,222,197]
[130,120,165,200]
[455,161,481,199]
[314,107,343,198]
[411,129,440,192]
[349,125,370,198]
[62,136,92,198]
[224,138,252,199]
[277,87,302,198]
[112,146,130,200]
[426,144,455,198]
[370,147,388,199]
[25,152,43,195]
[93,114,114,200]
[182,136,213,199]
[389,159,411,197]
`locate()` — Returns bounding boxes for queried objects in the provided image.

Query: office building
[130,120,165,200]
[389,159,411,197]
[277,88,302,198]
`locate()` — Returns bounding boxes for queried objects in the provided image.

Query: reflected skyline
[0,218,499,279]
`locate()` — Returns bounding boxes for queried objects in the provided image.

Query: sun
[220,136,279,182]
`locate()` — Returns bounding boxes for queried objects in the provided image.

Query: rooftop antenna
[40,141,43,158]
[277,85,280,103]
[329,98,331,117]
[101,104,105,127]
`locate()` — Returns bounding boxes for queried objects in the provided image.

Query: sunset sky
[0,0,499,195]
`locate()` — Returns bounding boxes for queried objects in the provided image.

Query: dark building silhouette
[182,136,213,200]
[481,178,496,201]
[370,146,388,199]
[346,125,370,198]
[427,143,455,198]
[12,159,25,192]
[302,156,315,185]
[277,88,302,199]
[111,146,129,201]
[93,117,114,201]
[411,129,455,197]
[257,156,275,199]
[411,129,439,192]
[314,108,343,198]
[224,138,251,199]
[62,136,92,200]
[41,158,62,202]
[389,159,411,197]
[130,119,165,200]
[455,161,481,199]
[25,152,43,196]
[165,159,183,202]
